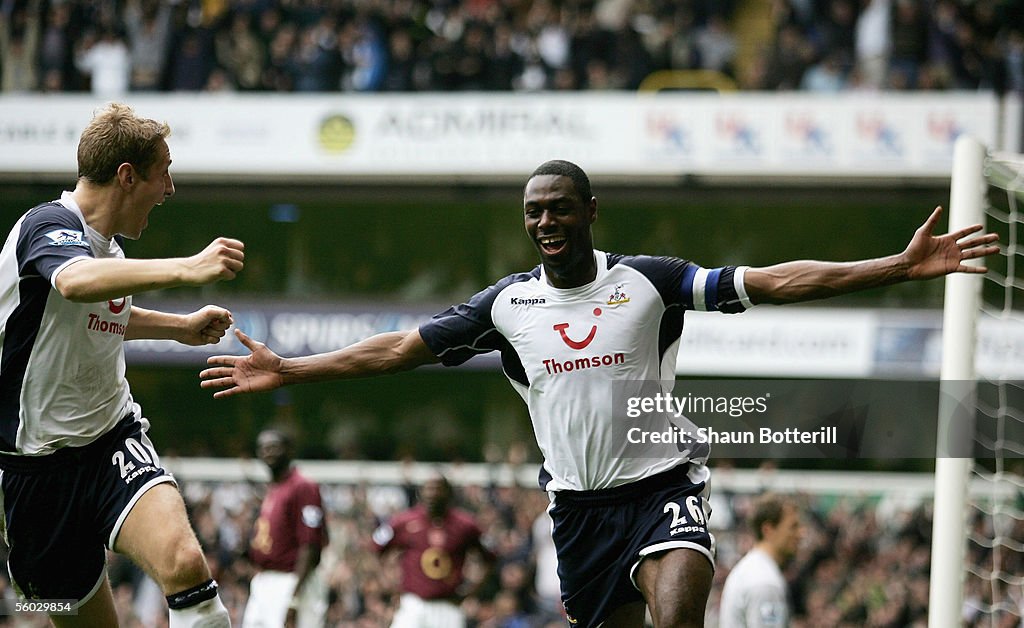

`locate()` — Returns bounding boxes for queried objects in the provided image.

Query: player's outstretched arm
[125,305,233,345]
[743,207,999,305]
[54,237,244,303]
[200,327,440,399]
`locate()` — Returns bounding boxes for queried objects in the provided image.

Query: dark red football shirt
[372,505,484,599]
[249,468,328,572]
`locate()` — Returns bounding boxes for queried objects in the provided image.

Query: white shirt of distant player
[719,547,789,628]
[490,250,746,491]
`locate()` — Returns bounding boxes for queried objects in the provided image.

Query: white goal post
[930,135,1024,627]
[929,135,986,627]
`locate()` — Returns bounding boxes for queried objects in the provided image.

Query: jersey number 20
[111,437,157,479]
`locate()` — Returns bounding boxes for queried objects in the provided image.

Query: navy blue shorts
[0,416,174,603]
[548,463,714,628]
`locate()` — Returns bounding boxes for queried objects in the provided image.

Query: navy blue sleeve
[16,204,92,282]
[419,274,527,367]
[617,255,750,314]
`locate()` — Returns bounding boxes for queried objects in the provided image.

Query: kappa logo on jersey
[607,284,630,305]
[553,307,601,350]
[511,297,546,306]
[44,228,87,247]
[108,297,127,314]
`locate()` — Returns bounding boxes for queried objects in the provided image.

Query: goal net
[930,136,1024,627]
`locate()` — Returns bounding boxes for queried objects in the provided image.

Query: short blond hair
[77,102,170,185]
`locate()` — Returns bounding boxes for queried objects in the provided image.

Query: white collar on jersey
[57,191,116,248]
[540,249,609,292]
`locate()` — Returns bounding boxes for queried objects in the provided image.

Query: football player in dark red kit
[242,429,329,628]
[372,472,495,628]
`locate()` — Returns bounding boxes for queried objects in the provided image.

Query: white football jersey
[719,547,789,627]
[0,192,136,455]
[419,250,751,491]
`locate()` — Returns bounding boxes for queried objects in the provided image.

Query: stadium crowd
[0,0,1022,95]
[2,460,1019,626]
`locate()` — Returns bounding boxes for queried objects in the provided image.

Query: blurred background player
[719,493,803,628]
[0,102,241,626]
[371,471,495,628]
[243,428,329,628]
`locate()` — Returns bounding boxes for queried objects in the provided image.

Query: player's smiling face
[524,174,597,287]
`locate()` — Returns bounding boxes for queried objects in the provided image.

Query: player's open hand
[902,206,999,280]
[200,328,284,398]
[180,305,233,346]
[188,237,245,285]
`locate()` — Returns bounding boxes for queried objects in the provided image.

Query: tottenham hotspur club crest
[607,283,630,305]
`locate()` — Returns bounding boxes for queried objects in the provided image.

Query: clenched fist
[188,238,245,285]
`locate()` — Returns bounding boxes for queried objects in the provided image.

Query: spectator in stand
[343,16,387,92]
[515,45,551,91]
[801,50,847,92]
[812,0,857,75]
[531,2,570,79]
[167,29,213,91]
[38,1,73,91]
[75,25,131,97]
[215,11,266,91]
[261,21,297,91]
[0,0,40,92]
[695,13,737,78]
[292,17,342,92]
[488,24,525,90]
[854,0,892,90]
[610,26,654,89]
[887,0,929,89]
[765,23,814,89]
[382,29,416,91]
[968,0,1006,90]
[255,6,284,52]
[665,7,701,72]
[454,22,491,90]
[569,8,614,89]
[124,0,172,91]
